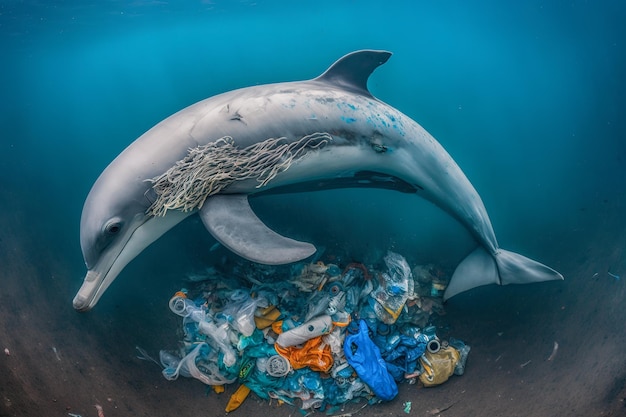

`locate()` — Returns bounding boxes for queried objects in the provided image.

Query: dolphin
[73,49,563,312]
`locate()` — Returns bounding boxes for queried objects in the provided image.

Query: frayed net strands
[147,132,332,217]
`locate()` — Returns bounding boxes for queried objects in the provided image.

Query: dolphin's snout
[72,293,91,312]
[73,270,102,312]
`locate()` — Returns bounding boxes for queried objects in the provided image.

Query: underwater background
[1,1,625,416]
[2,0,624,261]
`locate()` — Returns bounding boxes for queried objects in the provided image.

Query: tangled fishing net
[147,132,332,216]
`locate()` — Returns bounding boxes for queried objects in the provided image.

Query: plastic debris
[426,400,459,415]
[403,401,412,413]
[52,346,61,361]
[344,320,398,401]
[547,341,559,362]
[418,346,460,387]
[276,315,333,347]
[369,252,414,324]
[154,250,470,412]
[226,384,251,412]
[135,346,161,367]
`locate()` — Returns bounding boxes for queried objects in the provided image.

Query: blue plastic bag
[343,320,398,401]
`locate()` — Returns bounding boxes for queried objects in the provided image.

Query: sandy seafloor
[1,1,626,417]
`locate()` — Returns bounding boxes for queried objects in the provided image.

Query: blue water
[1,2,626,415]
[1,1,624,306]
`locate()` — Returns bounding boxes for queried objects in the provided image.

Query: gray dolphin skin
[73,50,563,312]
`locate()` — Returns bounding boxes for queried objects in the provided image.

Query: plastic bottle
[422,325,437,340]
[276,315,333,347]
[167,292,238,367]
[384,333,402,354]
[169,295,206,322]
[301,397,323,410]
[427,339,441,354]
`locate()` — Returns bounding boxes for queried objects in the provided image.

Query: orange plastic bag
[274,335,333,373]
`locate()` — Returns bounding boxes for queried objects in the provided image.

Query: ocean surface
[0,1,625,415]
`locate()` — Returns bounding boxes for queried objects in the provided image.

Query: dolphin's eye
[105,221,122,235]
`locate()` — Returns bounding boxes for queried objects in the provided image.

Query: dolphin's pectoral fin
[199,195,317,265]
[444,247,564,300]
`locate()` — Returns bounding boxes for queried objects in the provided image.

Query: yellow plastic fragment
[225,384,251,412]
[213,385,225,394]
[254,305,281,329]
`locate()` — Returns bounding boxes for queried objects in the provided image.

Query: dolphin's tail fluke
[443,247,564,300]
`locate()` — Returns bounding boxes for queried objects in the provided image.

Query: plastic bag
[220,290,260,337]
[370,252,414,324]
[343,320,398,401]
[274,335,334,373]
[198,320,237,367]
[161,343,236,386]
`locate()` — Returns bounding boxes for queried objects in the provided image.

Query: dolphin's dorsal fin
[314,50,392,97]
[199,194,317,265]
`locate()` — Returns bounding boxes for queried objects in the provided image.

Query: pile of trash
[155,251,470,412]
